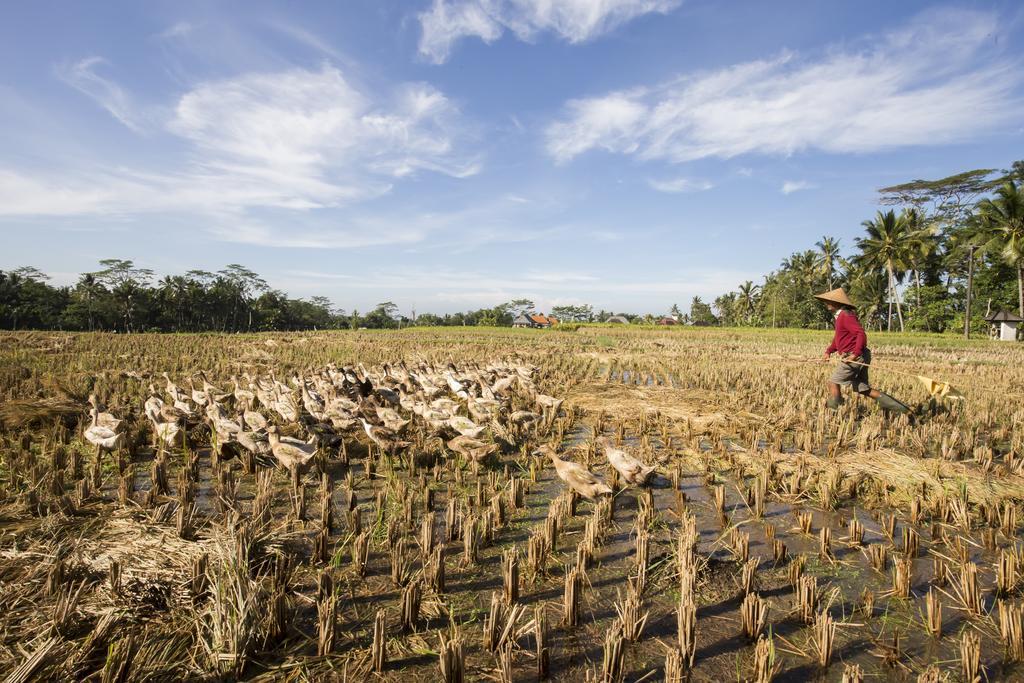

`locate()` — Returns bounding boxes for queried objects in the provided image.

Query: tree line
[703,163,1024,334]
[2,163,1021,334]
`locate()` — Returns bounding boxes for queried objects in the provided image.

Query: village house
[985,310,1023,341]
[512,313,559,329]
[656,316,678,326]
[605,315,630,324]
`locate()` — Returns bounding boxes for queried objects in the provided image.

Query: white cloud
[170,66,479,195]
[57,57,143,131]
[546,9,1020,163]
[546,93,646,161]
[781,180,814,194]
[647,176,713,193]
[418,0,680,63]
[418,0,504,64]
[10,64,479,223]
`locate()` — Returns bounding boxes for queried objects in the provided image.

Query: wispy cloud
[170,65,480,190]
[781,180,814,194]
[158,22,195,40]
[546,9,1020,163]
[57,57,144,131]
[11,64,480,223]
[647,176,713,193]
[418,0,680,63]
[269,22,347,61]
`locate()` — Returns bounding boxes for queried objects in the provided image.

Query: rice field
[1,326,1023,682]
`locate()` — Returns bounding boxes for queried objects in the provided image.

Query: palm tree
[815,236,841,290]
[737,281,760,322]
[74,273,104,331]
[844,260,888,331]
[975,180,1024,316]
[901,209,938,309]
[783,250,821,288]
[856,210,912,332]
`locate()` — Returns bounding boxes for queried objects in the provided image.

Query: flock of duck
[83,359,658,500]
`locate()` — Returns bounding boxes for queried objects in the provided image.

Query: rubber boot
[875,392,910,415]
[826,396,844,410]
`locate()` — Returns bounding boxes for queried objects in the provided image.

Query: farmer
[816,288,910,414]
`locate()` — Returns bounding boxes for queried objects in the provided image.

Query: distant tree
[93,259,154,332]
[689,297,717,326]
[69,272,105,331]
[551,304,593,322]
[414,312,445,326]
[736,281,760,323]
[974,181,1024,316]
[901,209,938,309]
[219,264,268,331]
[815,237,841,290]
[363,303,398,329]
[375,301,399,319]
[713,292,738,325]
[856,210,913,332]
[879,169,1002,230]
[508,298,535,317]
[11,266,50,282]
[669,303,682,320]
[1011,160,1024,183]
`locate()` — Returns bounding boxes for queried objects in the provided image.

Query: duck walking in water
[534,444,612,500]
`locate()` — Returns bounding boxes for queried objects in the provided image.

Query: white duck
[267,426,317,472]
[88,394,122,432]
[85,409,124,453]
[151,419,183,449]
[447,435,498,463]
[359,418,410,454]
[241,401,269,431]
[599,437,656,486]
[447,416,486,439]
[534,445,612,500]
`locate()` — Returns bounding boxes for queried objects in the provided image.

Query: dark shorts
[830,348,872,394]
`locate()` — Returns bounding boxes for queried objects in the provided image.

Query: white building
[985,310,1023,341]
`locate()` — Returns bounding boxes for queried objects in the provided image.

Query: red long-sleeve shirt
[826,309,867,357]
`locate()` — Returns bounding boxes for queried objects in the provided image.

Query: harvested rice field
[1,326,1023,682]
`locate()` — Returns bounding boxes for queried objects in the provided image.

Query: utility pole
[964,244,977,339]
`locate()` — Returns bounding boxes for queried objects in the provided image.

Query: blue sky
[1,1,1022,315]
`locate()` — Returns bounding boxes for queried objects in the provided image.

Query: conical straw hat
[814,287,855,308]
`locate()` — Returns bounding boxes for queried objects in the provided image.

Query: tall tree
[219,264,268,331]
[974,181,1024,316]
[879,169,1002,230]
[93,259,154,332]
[815,237,841,290]
[508,298,535,317]
[737,281,759,322]
[72,273,104,331]
[856,210,912,332]
[689,296,717,326]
